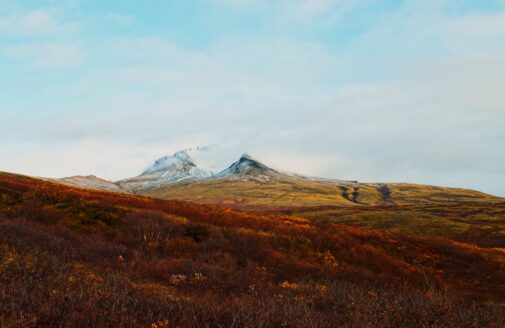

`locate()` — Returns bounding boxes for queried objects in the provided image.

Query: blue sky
[1,0,505,196]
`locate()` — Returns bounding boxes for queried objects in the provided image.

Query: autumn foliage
[1,172,504,327]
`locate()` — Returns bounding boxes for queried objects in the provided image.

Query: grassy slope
[144,177,500,207]
[143,177,505,247]
[1,172,505,327]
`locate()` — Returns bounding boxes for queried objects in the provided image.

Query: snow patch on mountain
[117,150,212,190]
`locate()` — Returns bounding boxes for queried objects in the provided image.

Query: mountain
[215,153,281,180]
[50,151,357,193]
[117,150,211,191]
[48,150,503,210]
[142,153,501,209]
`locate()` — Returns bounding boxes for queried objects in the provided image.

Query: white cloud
[275,0,357,25]
[212,0,270,10]
[4,42,86,69]
[0,10,76,37]
[213,0,360,26]
[101,13,135,25]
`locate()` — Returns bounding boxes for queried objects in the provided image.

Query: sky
[1,0,504,196]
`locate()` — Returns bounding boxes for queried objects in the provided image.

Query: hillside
[143,176,505,247]
[1,171,505,327]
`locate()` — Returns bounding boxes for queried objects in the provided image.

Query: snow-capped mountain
[212,153,354,184]
[117,150,212,191]
[214,153,281,179]
[51,150,355,193]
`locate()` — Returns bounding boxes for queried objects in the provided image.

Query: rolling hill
[1,171,505,326]
[144,176,505,247]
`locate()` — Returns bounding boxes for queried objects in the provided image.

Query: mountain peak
[216,153,279,178]
[144,150,195,174]
[240,153,254,161]
[117,150,211,190]
[173,150,191,161]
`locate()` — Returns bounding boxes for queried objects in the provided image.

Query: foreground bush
[0,173,504,327]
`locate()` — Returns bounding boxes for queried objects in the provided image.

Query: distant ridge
[45,175,126,193]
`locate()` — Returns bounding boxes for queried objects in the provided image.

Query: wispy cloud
[213,0,361,26]
[275,0,358,25]
[0,9,77,37]
[100,13,135,25]
[4,42,86,69]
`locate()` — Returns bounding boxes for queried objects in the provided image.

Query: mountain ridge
[47,150,503,208]
[51,151,304,192]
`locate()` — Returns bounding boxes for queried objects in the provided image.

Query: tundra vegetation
[1,172,505,327]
